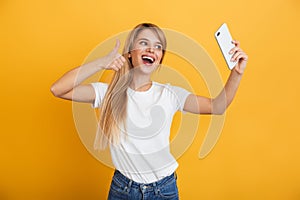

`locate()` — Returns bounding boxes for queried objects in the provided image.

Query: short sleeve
[168,84,191,112]
[90,82,108,108]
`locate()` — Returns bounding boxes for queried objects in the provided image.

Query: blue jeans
[108,170,179,200]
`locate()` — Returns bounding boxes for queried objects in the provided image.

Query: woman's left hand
[229,40,248,74]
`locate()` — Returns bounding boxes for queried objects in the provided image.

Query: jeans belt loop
[153,182,158,195]
[127,180,132,192]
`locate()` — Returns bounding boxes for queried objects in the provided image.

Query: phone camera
[217,32,220,36]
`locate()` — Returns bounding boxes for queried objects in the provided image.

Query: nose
[146,46,154,53]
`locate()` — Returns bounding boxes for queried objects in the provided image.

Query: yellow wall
[1,0,300,199]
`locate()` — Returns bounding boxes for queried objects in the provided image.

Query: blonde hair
[94,23,167,150]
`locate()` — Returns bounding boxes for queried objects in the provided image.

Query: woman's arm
[50,40,125,103]
[183,40,248,115]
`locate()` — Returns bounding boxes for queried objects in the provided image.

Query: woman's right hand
[102,40,126,71]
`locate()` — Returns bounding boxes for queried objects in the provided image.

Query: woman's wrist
[232,67,244,76]
[228,68,243,84]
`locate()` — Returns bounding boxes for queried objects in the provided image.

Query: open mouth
[142,55,155,65]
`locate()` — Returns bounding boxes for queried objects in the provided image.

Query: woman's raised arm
[183,40,248,115]
[50,40,125,103]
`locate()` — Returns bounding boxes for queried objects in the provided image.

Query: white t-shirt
[91,81,191,183]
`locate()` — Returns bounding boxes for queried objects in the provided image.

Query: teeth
[142,56,154,62]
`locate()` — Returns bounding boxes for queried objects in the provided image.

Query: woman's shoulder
[91,82,109,86]
[153,81,181,90]
[153,81,172,88]
[90,82,109,92]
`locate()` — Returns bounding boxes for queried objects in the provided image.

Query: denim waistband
[113,170,177,190]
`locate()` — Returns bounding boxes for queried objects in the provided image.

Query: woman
[51,23,248,200]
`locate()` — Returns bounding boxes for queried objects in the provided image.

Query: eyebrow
[138,38,162,45]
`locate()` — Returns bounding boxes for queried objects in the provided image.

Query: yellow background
[1,0,300,199]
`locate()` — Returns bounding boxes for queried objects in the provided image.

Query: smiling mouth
[142,55,155,65]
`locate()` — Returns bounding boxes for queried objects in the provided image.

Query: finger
[111,60,121,70]
[229,47,242,55]
[111,64,119,71]
[116,58,125,67]
[117,56,125,64]
[233,53,248,62]
[120,55,126,62]
[111,58,123,68]
[115,60,123,69]
[231,51,244,61]
[112,39,121,54]
[237,53,248,61]
[109,64,115,70]
[231,40,240,47]
[114,64,121,70]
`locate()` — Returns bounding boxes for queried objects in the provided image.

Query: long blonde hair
[94,23,167,150]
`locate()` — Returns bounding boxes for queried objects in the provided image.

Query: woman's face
[130,29,164,74]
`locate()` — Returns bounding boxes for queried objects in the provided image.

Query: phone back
[215,23,237,70]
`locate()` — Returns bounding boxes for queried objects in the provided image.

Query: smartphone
[215,23,237,70]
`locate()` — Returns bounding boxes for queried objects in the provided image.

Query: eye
[140,41,147,46]
[155,44,162,50]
